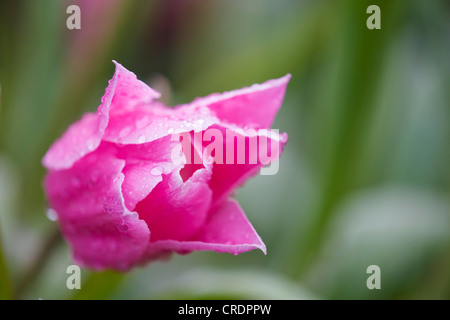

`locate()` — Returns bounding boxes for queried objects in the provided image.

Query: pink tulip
[43,61,290,271]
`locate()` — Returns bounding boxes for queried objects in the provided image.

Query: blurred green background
[0,0,449,300]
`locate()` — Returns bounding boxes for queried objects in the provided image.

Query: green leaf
[284,0,402,277]
[172,1,334,101]
[0,226,11,300]
[146,268,318,300]
[306,187,450,299]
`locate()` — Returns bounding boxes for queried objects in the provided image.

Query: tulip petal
[43,61,161,170]
[105,61,161,117]
[188,74,291,129]
[44,145,150,271]
[103,102,219,145]
[117,136,185,211]
[42,113,101,170]
[135,166,212,242]
[202,125,288,207]
[146,199,266,256]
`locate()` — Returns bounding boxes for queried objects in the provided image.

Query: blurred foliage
[0,0,449,299]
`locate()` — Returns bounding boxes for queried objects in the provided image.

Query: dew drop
[46,208,58,222]
[137,135,146,143]
[118,224,129,232]
[167,127,174,134]
[86,139,96,151]
[113,176,120,184]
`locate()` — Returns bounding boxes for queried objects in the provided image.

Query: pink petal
[102,72,290,145]
[44,144,150,271]
[43,61,160,170]
[102,63,216,146]
[103,102,219,145]
[204,125,288,207]
[146,199,266,256]
[42,113,101,170]
[135,167,212,242]
[121,163,165,212]
[105,61,161,117]
[97,60,162,140]
[117,136,184,211]
[187,74,291,129]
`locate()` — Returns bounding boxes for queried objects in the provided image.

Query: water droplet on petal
[118,224,128,232]
[167,128,174,134]
[137,135,146,143]
[113,175,120,184]
[86,139,96,151]
[46,208,58,222]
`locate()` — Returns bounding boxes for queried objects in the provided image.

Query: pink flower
[43,61,290,271]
